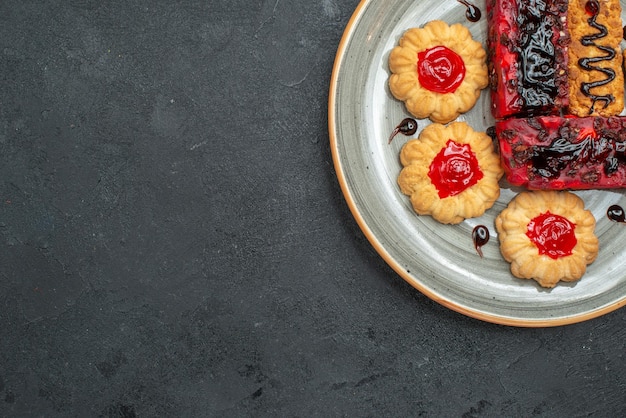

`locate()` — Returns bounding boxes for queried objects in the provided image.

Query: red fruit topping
[417,46,466,94]
[526,212,577,259]
[496,116,626,190]
[428,139,483,198]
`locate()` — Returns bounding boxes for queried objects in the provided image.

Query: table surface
[2,0,626,416]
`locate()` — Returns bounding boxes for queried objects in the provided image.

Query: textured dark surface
[1,0,626,416]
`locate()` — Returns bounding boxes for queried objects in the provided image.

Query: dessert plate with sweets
[329,0,626,326]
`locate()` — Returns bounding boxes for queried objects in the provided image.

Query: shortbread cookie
[568,0,624,117]
[388,20,488,124]
[495,190,599,288]
[398,122,503,224]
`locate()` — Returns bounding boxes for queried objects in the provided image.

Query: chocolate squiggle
[516,1,559,109]
[578,0,616,114]
[528,133,625,179]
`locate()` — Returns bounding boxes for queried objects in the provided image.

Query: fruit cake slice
[496,115,626,189]
[487,0,569,119]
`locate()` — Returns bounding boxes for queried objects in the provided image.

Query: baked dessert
[495,190,599,288]
[496,115,626,189]
[568,0,625,117]
[487,0,625,119]
[388,20,489,124]
[486,0,569,119]
[398,122,503,224]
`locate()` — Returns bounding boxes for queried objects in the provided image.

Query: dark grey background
[1,0,625,416]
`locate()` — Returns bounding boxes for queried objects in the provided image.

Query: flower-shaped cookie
[398,122,503,224]
[495,191,599,288]
[388,20,488,124]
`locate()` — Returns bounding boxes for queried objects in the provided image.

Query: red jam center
[526,212,577,259]
[428,139,483,198]
[417,46,466,94]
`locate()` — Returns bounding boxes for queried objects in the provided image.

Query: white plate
[329,0,626,326]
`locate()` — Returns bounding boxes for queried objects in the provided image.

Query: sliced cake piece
[486,0,569,119]
[567,0,624,117]
[497,115,626,189]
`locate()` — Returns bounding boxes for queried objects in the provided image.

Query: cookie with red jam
[495,190,599,288]
[398,122,503,224]
[388,20,488,124]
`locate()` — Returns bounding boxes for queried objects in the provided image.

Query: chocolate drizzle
[457,0,481,22]
[528,133,626,179]
[607,204,626,222]
[515,0,560,111]
[472,225,489,258]
[387,118,418,144]
[578,0,616,113]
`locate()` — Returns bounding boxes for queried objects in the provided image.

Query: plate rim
[328,0,626,327]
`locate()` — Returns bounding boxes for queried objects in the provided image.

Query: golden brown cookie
[495,191,599,288]
[567,0,624,117]
[398,122,503,224]
[388,20,488,124]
